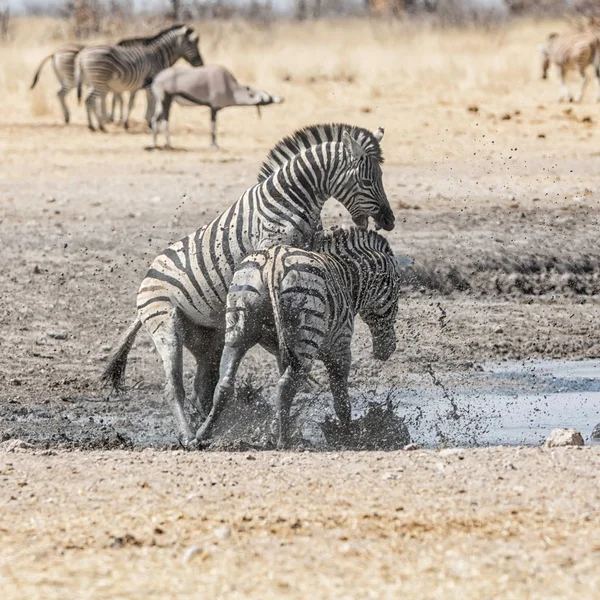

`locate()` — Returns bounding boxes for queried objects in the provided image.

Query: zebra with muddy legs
[101,124,394,447]
[195,227,412,448]
[539,32,600,102]
[150,65,284,148]
[75,24,203,132]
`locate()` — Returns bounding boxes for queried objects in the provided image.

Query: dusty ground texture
[1,446,599,599]
[2,16,600,596]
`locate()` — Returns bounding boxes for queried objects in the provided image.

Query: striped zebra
[196,227,412,448]
[29,33,166,126]
[101,125,395,446]
[75,24,203,131]
[539,32,600,102]
[30,43,84,124]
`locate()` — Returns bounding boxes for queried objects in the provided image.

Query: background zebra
[30,43,84,123]
[539,31,600,102]
[102,125,394,446]
[29,32,169,126]
[75,24,203,131]
[195,227,411,448]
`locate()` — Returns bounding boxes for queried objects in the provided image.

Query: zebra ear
[374,126,385,142]
[342,130,365,160]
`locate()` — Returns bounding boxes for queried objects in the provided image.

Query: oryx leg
[210,107,219,149]
[123,90,137,130]
[146,308,195,446]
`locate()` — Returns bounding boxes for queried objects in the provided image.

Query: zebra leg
[195,343,248,443]
[123,90,137,130]
[575,69,588,103]
[184,324,224,417]
[100,95,109,124]
[149,309,195,446]
[57,84,70,124]
[558,68,571,102]
[210,107,219,149]
[145,88,155,129]
[323,351,352,435]
[84,89,98,131]
[274,366,303,449]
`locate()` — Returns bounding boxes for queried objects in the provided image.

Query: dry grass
[0,15,581,127]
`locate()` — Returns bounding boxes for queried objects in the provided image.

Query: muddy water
[375,360,600,448]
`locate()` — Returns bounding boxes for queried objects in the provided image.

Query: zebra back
[258,123,384,182]
[116,24,187,47]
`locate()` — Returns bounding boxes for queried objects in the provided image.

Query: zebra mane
[257,123,384,183]
[117,24,191,46]
[319,226,393,258]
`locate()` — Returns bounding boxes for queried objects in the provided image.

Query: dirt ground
[1,16,600,597]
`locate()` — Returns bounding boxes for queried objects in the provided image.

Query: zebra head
[176,26,203,67]
[335,130,395,232]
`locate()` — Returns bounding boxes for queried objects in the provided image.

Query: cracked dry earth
[1,447,599,599]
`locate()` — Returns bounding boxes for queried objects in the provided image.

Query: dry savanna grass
[2,16,598,161]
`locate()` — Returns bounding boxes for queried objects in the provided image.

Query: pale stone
[544,428,584,448]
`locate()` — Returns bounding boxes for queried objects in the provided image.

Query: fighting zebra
[29,33,169,126]
[539,31,600,102]
[101,124,395,447]
[195,227,412,448]
[75,24,203,131]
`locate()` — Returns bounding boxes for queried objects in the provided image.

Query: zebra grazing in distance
[539,31,600,102]
[75,24,203,131]
[30,43,84,123]
[150,65,284,148]
[101,125,395,447]
[196,227,412,449]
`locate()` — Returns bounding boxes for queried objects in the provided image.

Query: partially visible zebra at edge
[75,24,202,131]
[196,227,412,449]
[101,124,394,447]
[539,31,600,102]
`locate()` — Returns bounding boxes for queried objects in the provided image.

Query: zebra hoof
[123,122,129,131]
[99,126,107,133]
[88,125,96,132]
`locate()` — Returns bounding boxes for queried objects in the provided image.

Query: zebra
[29,33,168,126]
[75,24,203,132]
[195,227,412,448]
[539,31,600,102]
[30,43,84,124]
[101,125,395,447]
[150,65,284,149]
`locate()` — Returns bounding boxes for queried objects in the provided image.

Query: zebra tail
[267,267,296,371]
[100,318,142,392]
[30,54,53,89]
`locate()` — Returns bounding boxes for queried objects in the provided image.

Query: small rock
[47,332,68,340]
[544,428,584,448]
[404,443,421,451]
[0,439,33,452]
[46,197,56,203]
[501,113,512,120]
[591,424,600,441]
[439,448,465,458]
[182,544,204,563]
[10,379,22,386]
[33,265,41,274]
[467,105,479,113]
[382,472,401,480]
[537,133,546,139]
[213,525,231,540]
[245,454,256,461]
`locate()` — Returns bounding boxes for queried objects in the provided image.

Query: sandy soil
[2,16,600,596]
[1,446,599,599]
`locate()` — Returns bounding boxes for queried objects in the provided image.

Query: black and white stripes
[75,24,203,131]
[196,227,410,448]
